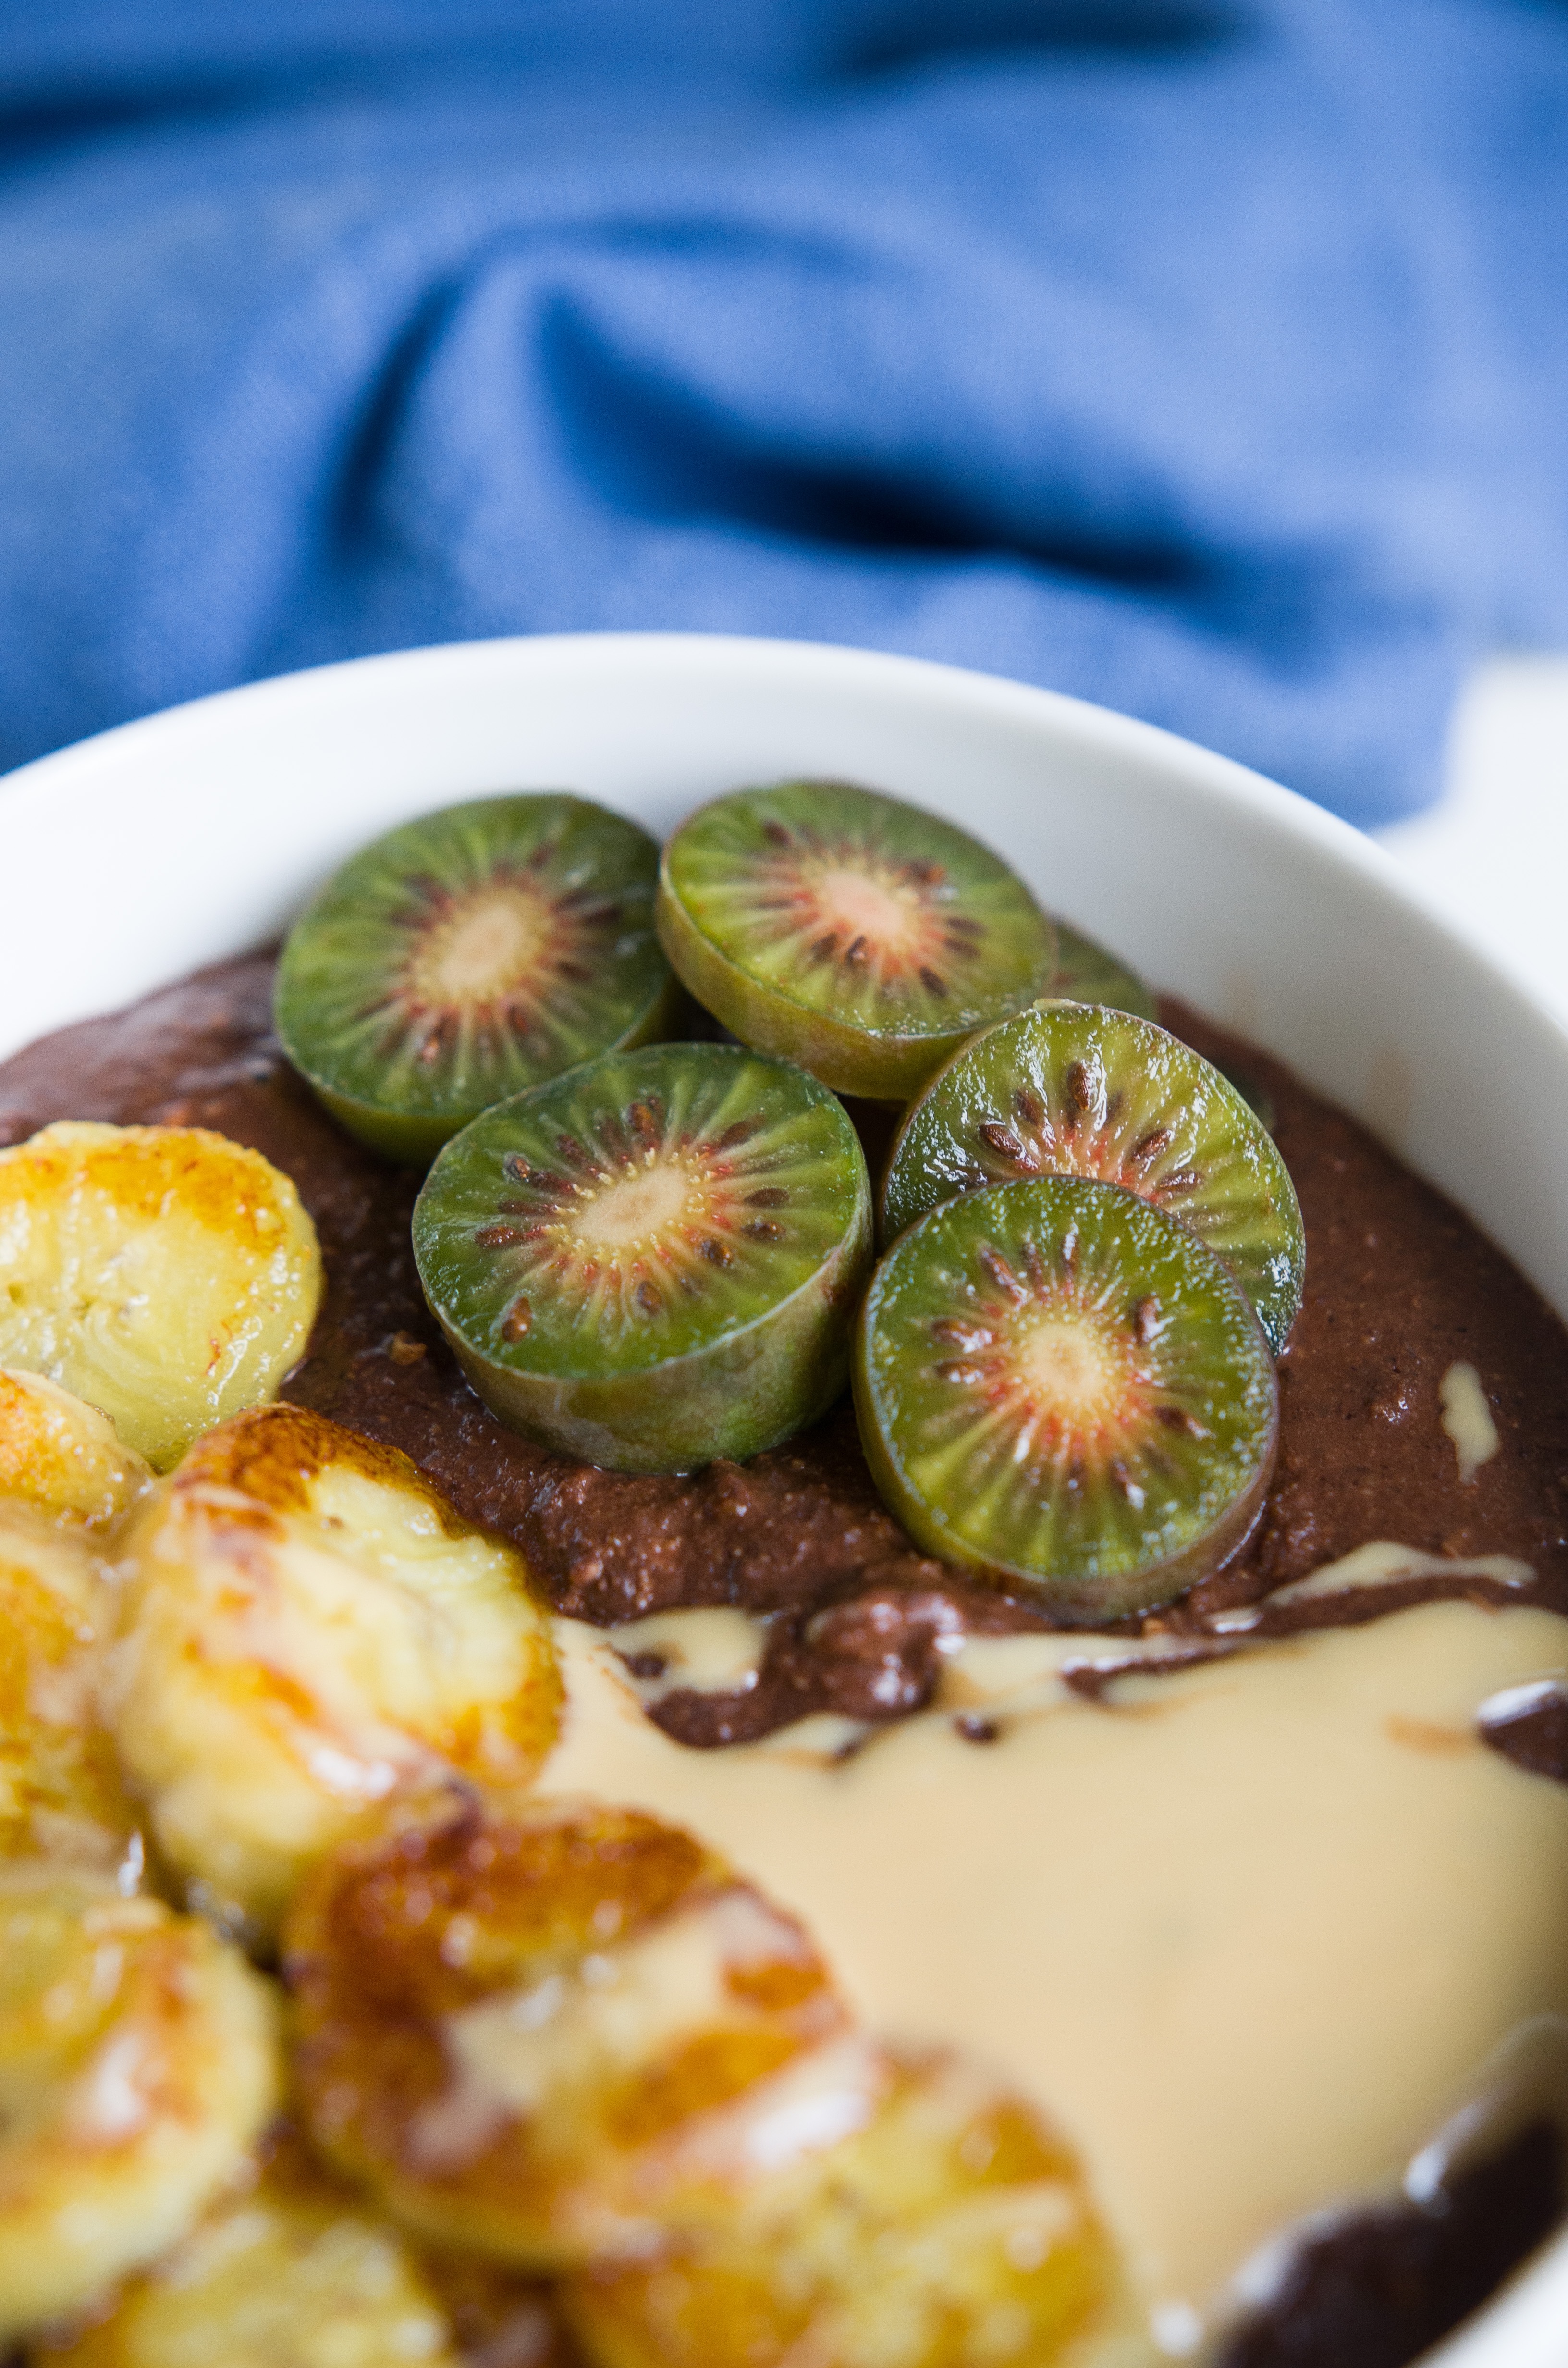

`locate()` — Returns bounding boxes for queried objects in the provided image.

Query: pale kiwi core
[571,1158,697,1254]
[407,884,552,1008]
[810,864,931,961]
[1016,1316,1132,1434]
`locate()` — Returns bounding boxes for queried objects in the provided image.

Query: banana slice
[31,2127,466,2368]
[0,1122,323,1471]
[0,1505,139,1874]
[562,2049,1140,2368]
[0,1867,280,2341]
[106,1405,561,1938]
[283,1801,847,2269]
[0,1370,152,1532]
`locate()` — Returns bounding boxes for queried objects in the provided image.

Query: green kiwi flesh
[413,1043,872,1474]
[1048,918,1157,1021]
[1213,1057,1278,1136]
[881,1001,1304,1352]
[275,794,678,1160]
[854,1175,1279,1619]
[656,782,1056,1101]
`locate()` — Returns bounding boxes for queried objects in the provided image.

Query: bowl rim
[2,629,1565,2365]
[4,623,1562,1056]
[0,625,1467,907]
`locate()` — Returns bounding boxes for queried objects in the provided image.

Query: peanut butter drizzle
[543,1596,1568,2333]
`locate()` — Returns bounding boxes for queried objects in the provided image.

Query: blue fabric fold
[3,0,1568,822]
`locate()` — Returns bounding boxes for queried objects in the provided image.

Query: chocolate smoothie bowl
[1,636,1566,2368]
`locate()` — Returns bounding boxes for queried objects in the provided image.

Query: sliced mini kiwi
[413,1043,871,1475]
[1048,917,1157,1021]
[275,794,679,1160]
[656,782,1056,1101]
[882,1000,1304,1351]
[855,1175,1278,1620]
[1214,1055,1278,1136]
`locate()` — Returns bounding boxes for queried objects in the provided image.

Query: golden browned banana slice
[284,1801,847,2270]
[562,2049,1139,2368]
[105,1405,561,1939]
[0,1868,280,2342]
[0,1505,138,1874]
[0,1371,152,1532]
[0,1122,323,1471]
[31,2127,467,2368]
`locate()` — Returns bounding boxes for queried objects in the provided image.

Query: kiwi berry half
[855,1175,1278,1620]
[656,782,1056,1101]
[1049,918,1157,1021]
[413,1043,872,1475]
[274,794,678,1160]
[882,1000,1304,1351]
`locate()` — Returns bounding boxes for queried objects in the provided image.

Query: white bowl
[2,631,1564,2365]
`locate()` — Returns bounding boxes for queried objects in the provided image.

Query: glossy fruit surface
[275,794,677,1161]
[656,782,1054,1100]
[0,1870,278,2340]
[285,1802,845,2270]
[0,1506,137,1872]
[0,1370,151,1531]
[882,1000,1304,1351]
[561,2047,1128,2368]
[108,1404,560,1939]
[31,2130,465,2368]
[855,1174,1278,1620]
[413,1043,871,1474]
[0,1123,323,1470]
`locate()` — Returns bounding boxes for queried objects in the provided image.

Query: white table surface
[1376,656,1568,1028]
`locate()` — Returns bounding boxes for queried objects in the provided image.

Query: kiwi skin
[440,1256,863,1476]
[413,1049,874,1477]
[294,974,684,1169]
[655,785,1057,1103]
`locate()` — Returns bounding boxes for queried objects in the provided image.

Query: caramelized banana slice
[0,1122,323,1471]
[563,2050,1139,2368]
[0,1505,138,1873]
[32,2127,466,2368]
[0,1868,280,2341]
[284,1801,846,2269]
[0,1371,152,1532]
[106,1406,561,1937]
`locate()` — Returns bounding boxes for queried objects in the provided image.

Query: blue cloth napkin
[4,1,1568,824]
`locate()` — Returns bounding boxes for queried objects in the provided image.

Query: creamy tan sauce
[1204,1536,1534,1631]
[1440,1359,1504,1485]
[543,1596,1568,2331]
[941,1628,1222,1708]
[609,1605,770,1693]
